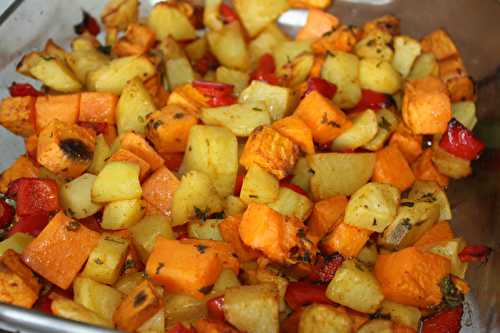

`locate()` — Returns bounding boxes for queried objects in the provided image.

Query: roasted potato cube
[268,187,313,221]
[0,96,36,137]
[224,284,280,333]
[73,276,123,321]
[65,48,110,83]
[164,293,207,327]
[355,30,394,62]
[215,67,249,94]
[207,22,249,70]
[81,233,129,285]
[137,309,164,333]
[326,259,384,314]
[249,24,289,67]
[148,2,196,41]
[308,153,376,200]
[392,35,422,77]
[357,320,392,333]
[166,57,195,89]
[431,144,471,179]
[331,109,378,151]
[239,80,292,121]
[30,57,82,93]
[224,195,247,217]
[188,219,223,241]
[407,52,439,80]
[88,134,111,174]
[240,126,299,180]
[101,0,139,31]
[108,148,151,180]
[51,295,113,328]
[203,0,224,31]
[113,23,156,56]
[240,164,280,204]
[359,58,402,94]
[420,29,458,61]
[408,180,452,221]
[113,280,164,332]
[92,161,142,203]
[60,173,103,219]
[298,304,353,333]
[363,108,399,151]
[278,54,315,87]
[380,300,421,330]
[167,84,210,116]
[234,0,289,37]
[37,120,96,178]
[344,182,400,233]
[447,75,476,102]
[0,250,41,308]
[451,101,477,130]
[130,215,175,261]
[428,238,468,278]
[362,15,400,37]
[102,198,144,230]
[0,234,33,257]
[290,157,312,194]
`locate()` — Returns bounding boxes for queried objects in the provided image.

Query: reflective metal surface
[0,1,498,332]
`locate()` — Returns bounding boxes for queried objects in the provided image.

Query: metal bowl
[0,0,498,332]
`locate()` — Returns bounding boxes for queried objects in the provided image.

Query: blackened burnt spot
[60,139,92,161]
[173,113,185,119]
[133,290,147,308]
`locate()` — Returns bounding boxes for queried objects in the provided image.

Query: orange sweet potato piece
[25,134,38,160]
[78,92,118,125]
[120,132,164,170]
[393,323,417,333]
[411,149,449,188]
[144,73,170,109]
[289,0,331,9]
[389,128,423,163]
[296,9,339,41]
[142,167,180,218]
[294,91,351,144]
[108,148,151,180]
[37,120,96,178]
[447,75,475,102]
[103,124,117,145]
[312,25,358,54]
[451,276,470,295]
[239,203,304,263]
[0,250,42,308]
[307,195,348,243]
[374,246,451,307]
[0,156,39,193]
[160,152,184,172]
[414,221,454,248]
[0,96,36,137]
[373,145,415,192]
[180,239,240,274]
[113,280,164,332]
[438,56,466,83]
[273,116,315,155]
[239,126,300,180]
[35,94,80,131]
[321,222,372,257]
[146,237,222,299]
[402,77,451,135]
[167,84,210,116]
[309,55,326,78]
[420,29,458,61]
[145,105,198,154]
[113,23,156,57]
[22,212,100,289]
[219,215,260,262]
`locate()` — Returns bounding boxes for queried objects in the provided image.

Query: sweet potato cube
[120,132,164,170]
[35,94,80,131]
[0,156,39,193]
[145,105,198,154]
[414,221,454,248]
[374,246,451,307]
[447,76,475,102]
[113,280,164,332]
[420,29,458,61]
[146,237,222,299]
[389,127,423,163]
[289,0,332,9]
[0,250,42,308]
[167,84,210,116]
[0,96,36,137]
[37,120,96,178]
[411,149,449,188]
[402,77,451,135]
[79,92,118,125]
[373,145,415,192]
[180,239,240,274]
[307,195,348,243]
[294,91,351,144]
[113,23,156,57]
[239,126,299,180]
[142,167,180,218]
[296,9,339,41]
[22,212,100,289]
[108,148,151,180]
[312,25,357,54]
[219,215,260,262]
[273,116,315,155]
[438,56,466,83]
[321,223,372,257]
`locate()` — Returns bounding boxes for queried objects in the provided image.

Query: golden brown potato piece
[108,148,151,181]
[362,15,400,37]
[402,77,451,135]
[0,96,36,137]
[446,75,475,102]
[167,84,210,116]
[421,29,458,61]
[113,23,156,56]
[0,250,42,308]
[312,25,358,54]
[240,126,300,180]
[101,0,139,31]
[37,120,96,178]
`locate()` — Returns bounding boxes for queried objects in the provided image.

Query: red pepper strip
[8,178,59,217]
[208,94,238,107]
[9,82,44,97]
[193,80,234,98]
[285,281,333,310]
[0,199,15,228]
[310,253,345,283]
[78,121,108,135]
[250,54,282,86]
[162,153,184,172]
[439,119,486,161]
[78,215,103,233]
[166,323,196,333]
[304,77,337,99]
[421,305,463,333]
[193,52,219,76]
[279,181,308,197]
[174,225,189,240]
[219,3,239,23]
[9,213,50,237]
[350,89,390,113]
[207,295,225,321]
[234,175,244,196]
[74,10,100,36]
[34,295,52,314]
[458,245,492,263]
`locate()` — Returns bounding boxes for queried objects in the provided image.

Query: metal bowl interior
[0,0,498,332]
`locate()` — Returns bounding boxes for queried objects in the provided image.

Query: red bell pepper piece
[285,281,333,310]
[310,253,344,283]
[9,213,50,237]
[458,245,492,263]
[250,54,282,86]
[0,199,15,228]
[304,77,337,99]
[34,294,53,314]
[9,82,44,97]
[439,119,486,161]
[193,80,234,97]
[279,181,308,197]
[174,225,189,240]
[421,305,463,333]
[207,295,225,321]
[78,121,109,135]
[233,175,244,196]
[350,89,390,113]
[78,214,103,233]
[209,94,238,107]
[219,3,239,23]
[166,323,195,333]
[74,10,100,36]
[193,52,219,76]
[8,178,59,217]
